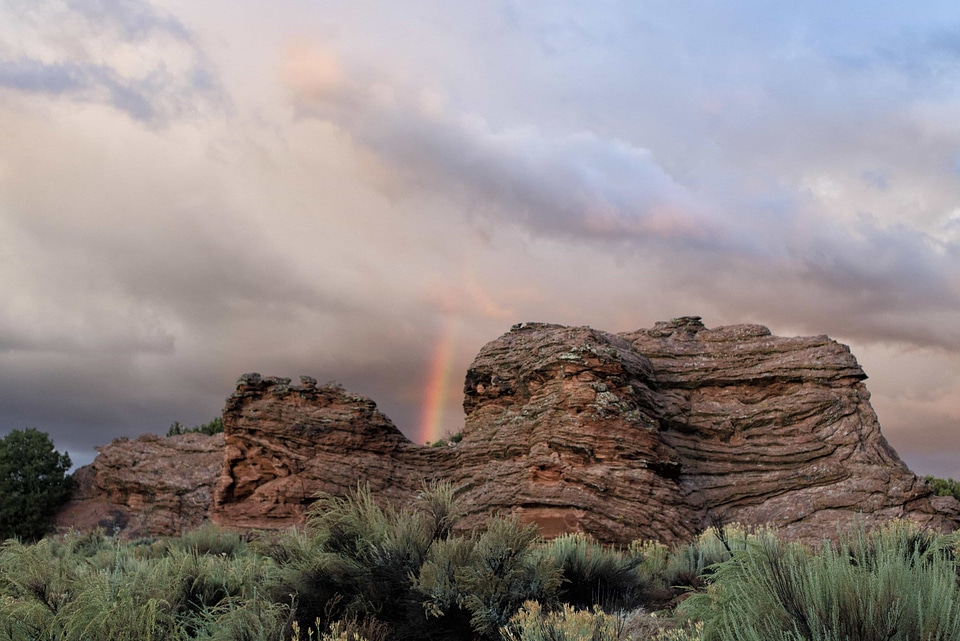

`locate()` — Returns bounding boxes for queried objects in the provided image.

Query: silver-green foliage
[458,518,564,639]
[417,517,563,640]
[271,481,461,638]
[679,521,960,641]
[0,529,287,641]
[542,532,646,611]
[659,524,762,591]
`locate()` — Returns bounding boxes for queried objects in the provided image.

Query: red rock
[55,432,223,537]
[619,317,959,540]
[211,374,425,530]
[58,318,960,544]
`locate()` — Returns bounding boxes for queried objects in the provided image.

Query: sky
[1,1,960,479]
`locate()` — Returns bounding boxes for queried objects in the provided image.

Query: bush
[542,533,647,611]
[500,600,621,641]
[418,517,563,640]
[678,521,960,641]
[427,431,463,448]
[170,522,247,558]
[926,475,960,502]
[657,523,759,592]
[0,528,286,641]
[167,417,224,437]
[0,428,73,541]
[273,482,461,640]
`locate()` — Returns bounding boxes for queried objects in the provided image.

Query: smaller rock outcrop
[211,374,428,530]
[56,432,223,537]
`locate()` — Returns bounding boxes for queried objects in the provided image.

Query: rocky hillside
[57,317,960,544]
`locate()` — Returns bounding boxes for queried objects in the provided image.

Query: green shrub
[0,428,73,542]
[170,521,247,558]
[655,621,705,641]
[659,524,760,592]
[427,431,463,448]
[0,537,78,638]
[273,482,460,640]
[0,528,285,641]
[500,600,621,641]
[925,475,960,502]
[9,504,960,640]
[679,521,960,641]
[418,517,563,640]
[542,533,647,611]
[167,417,224,437]
[414,535,476,638]
[499,601,699,641]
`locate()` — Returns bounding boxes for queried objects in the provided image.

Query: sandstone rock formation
[450,322,691,542]
[620,318,959,541]
[56,432,223,537]
[212,374,426,529]
[59,318,960,543]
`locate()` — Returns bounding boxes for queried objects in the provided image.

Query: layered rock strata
[212,375,426,529]
[450,323,691,542]
[59,318,960,543]
[619,318,958,541]
[55,433,223,537]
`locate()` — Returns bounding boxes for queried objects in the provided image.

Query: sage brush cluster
[2,484,960,641]
[679,521,960,641]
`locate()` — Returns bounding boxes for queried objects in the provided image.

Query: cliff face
[447,318,958,542]
[450,323,690,542]
[59,318,960,543]
[55,433,223,538]
[211,374,422,529]
[621,318,957,540]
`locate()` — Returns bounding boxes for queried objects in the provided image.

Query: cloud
[283,46,726,248]
[282,41,960,354]
[0,58,163,120]
[0,0,223,123]
[64,0,191,41]
[2,0,960,482]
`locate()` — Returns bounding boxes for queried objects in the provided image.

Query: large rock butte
[58,318,960,544]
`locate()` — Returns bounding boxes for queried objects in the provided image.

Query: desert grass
[3,493,960,641]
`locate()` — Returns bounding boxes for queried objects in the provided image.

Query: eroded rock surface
[619,317,958,540]
[450,323,690,542]
[56,432,223,537]
[60,318,960,543]
[211,374,425,530]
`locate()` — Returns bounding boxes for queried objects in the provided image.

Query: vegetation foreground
[2,484,960,641]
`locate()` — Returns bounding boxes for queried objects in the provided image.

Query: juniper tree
[0,428,73,541]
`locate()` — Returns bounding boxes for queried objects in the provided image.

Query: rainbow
[418,320,458,444]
